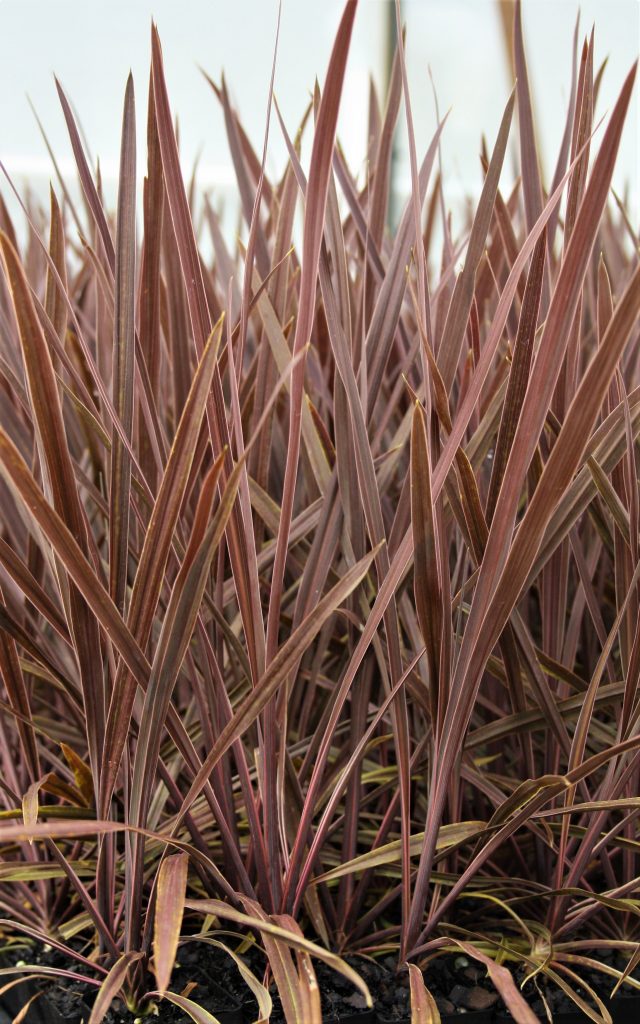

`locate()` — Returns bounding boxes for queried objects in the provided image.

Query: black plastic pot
[0,978,91,1024]
[496,993,640,1023]
[376,1014,494,1024]
[607,994,640,1024]
[442,1015,493,1024]
[338,1010,376,1024]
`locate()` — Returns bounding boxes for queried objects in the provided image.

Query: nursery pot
[377,1012,493,1024]
[606,993,640,1024]
[496,991,640,1024]
[337,1010,376,1024]
[0,976,91,1024]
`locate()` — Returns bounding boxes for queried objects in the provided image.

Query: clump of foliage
[0,0,638,1021]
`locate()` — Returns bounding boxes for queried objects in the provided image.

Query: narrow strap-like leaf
[0,232,105,787]
[88,952,143,1024]
[410,402,442,728]
[174,542,381,829]
[408,964,441,1024]
[110,74,137,614]
[154,853,189,994]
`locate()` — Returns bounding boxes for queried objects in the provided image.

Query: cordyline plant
[0,0,638,1020]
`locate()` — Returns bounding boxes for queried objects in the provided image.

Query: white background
[0,0,637,236]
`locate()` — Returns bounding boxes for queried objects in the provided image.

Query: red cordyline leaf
[109,74,136,616]
[0,597,39,783]
[185,896,372,1009]
[1,1,639,1002]
[147,991,221,1023]
[153,853,189,995]
[513,0,543,232]
[0,232,105,791]
[485,227,547,523]
[396,0,430,353]
[151,23,264,691]
[0,154,162,512]
[88,952,144,1024]
[55,77,115,268]
[364,119,447,416]
[550,557,640,933]
[0,427,150,683]
[318,98,605,812]
[265,0,358,662]
[170,542,381,835]
[407,964,441,1024]
[126,449,232,947]
[408,62,637,953]
[436,88,515,393]
[410,402,442,729]
[99,321,223,818]
[273,80,445,928]
[138,71,164,492]
[44,186,67,341]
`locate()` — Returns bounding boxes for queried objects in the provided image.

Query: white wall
[0,0,637,234]
[399,0,638,229]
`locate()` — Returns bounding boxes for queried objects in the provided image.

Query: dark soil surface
[494,947,640,1023]
[1,935,640,1022]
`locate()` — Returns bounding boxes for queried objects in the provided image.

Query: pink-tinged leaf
[454,944,537,1024]
[44,186,67,341]
[480,258,640,684]
[486,228,547,523]
[127,451,230,943]
[0,537,69,642]
[413,257,640,944]
[186,938,272,1022]
[365,117,447,413]
[565,32,594,246]
[436,89,515,392]
[395,0,430,354]
[369,37,402,247]
[110,74,137,614]
[138,71,164,490]
[151,22,263,689]
[89,952,144,1024]
[185,898,372,1008]
[99,318,223,816]
[55,78,115,268]
[174,543,381,830]
[154,853,189,994]
[513,0,543,230]
[0,601,72,695]
[0,595,39,781]
[461,69,634,672]
[266,0,358,661]
[408,964,441,1024]
[0,232,104,787]
[0,965,101,987]
[150,27,210,356]
[152,990,223,1024]
[297,949,322,1024]
[406,61,636,953]
[0,427,150,687]
[410,402,442,727]
[243,903,303,1024]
